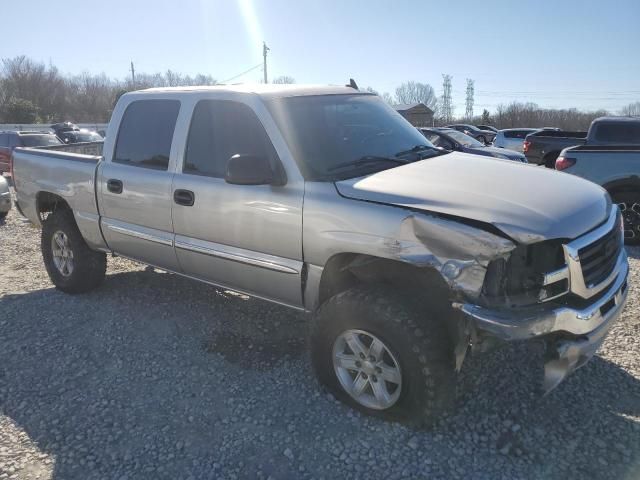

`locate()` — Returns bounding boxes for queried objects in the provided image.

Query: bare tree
[620,101,640,116]
[272,76,295,84]
[395,81,438,111]
[381,92,395,104]
[491,102,608,130]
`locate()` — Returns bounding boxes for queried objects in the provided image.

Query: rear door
[171,98,304,307]
[97,99,181,270]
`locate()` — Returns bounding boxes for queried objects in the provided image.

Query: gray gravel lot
[0,204,639,480]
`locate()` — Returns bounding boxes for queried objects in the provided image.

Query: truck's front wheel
[612,191,640,245]
[310,287,456,425]
[41,209,106,293]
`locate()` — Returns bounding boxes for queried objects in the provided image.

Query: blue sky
[4,0,639,114]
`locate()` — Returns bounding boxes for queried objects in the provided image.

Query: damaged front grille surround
[564,207,624,299]
[483,207,623,306]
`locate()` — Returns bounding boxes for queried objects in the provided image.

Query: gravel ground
[0,203,639,480]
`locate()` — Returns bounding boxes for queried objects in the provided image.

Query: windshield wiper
[394,144,439,158]
[327,156,408,173]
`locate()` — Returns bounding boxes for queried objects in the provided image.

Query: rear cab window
[593,121,640,144]
[113,99,180,170]
[504,130,534,139]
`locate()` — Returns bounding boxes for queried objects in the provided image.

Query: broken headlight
[482,240,568,307]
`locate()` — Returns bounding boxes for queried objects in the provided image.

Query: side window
[0,134,7,147]
[9,135,20,148]
[113,100,180,170]
[184,100,276,177]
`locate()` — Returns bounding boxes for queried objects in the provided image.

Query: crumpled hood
[335,152,610,244]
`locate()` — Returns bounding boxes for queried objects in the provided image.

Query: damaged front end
[451,207,628,393]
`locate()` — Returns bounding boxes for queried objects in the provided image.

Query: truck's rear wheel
[41,209,106,293]
[310,286,456,426]
[612,191,640,245]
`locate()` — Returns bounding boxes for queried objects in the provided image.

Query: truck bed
[557,144,640,187]
[12,144,106,250]
[524,131,587,166]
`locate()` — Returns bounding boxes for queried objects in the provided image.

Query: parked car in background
[493,128,539,153]
[50,122,80,139]
[0,131,63,175]
[420,127,527,162]
[524,117,640,167]
[0,175,11,220]
[555,143,640,244]
[446,124,496,145]
[476,125,498,133]
[59,130,104,144]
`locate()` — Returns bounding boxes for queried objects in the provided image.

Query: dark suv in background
[0,131,62,175]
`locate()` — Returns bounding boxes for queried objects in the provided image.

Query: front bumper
[455,249,629,391]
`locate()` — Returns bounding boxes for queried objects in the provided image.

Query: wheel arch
[36,191,72,222]
[603,176,640,196]
[315,253,453,312]
[543,150,561,168]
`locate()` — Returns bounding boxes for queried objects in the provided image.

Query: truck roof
[135,83,367,99]
[592,116,640,124]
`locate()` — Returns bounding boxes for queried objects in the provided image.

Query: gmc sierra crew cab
[524,116,640,167]
[13,85,629,424]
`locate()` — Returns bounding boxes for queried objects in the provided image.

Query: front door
[171,99,304,307]
[98,99,181,271]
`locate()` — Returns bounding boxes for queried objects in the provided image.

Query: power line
[221,63,263,84]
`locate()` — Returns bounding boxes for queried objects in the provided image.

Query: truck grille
[578,221,622,288]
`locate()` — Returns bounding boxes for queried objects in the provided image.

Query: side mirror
[225,153,276,185]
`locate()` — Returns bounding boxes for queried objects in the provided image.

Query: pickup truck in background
[12,85,629,425]
[556,144,640,244]
[524,116,640,167]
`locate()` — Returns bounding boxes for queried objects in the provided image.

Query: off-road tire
[41,208,107,293]
[611,190,640,246]
[310,286,456,426]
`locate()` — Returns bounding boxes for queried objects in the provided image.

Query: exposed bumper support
[454,250,629,392]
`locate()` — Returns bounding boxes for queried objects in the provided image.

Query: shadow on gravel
[0,267,639,479]
[625,245,640,259]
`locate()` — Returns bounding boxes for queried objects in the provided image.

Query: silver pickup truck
[556,143,640,245]
[13,85,629,425]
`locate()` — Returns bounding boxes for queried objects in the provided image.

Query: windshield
[21,134,63,147]
[265,94,440,180]
[444,130,484,147]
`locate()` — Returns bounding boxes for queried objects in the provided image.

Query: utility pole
[263,42,270,84]
[441,74,453,124]
[465,79,475,120]
[130,61,136,87]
